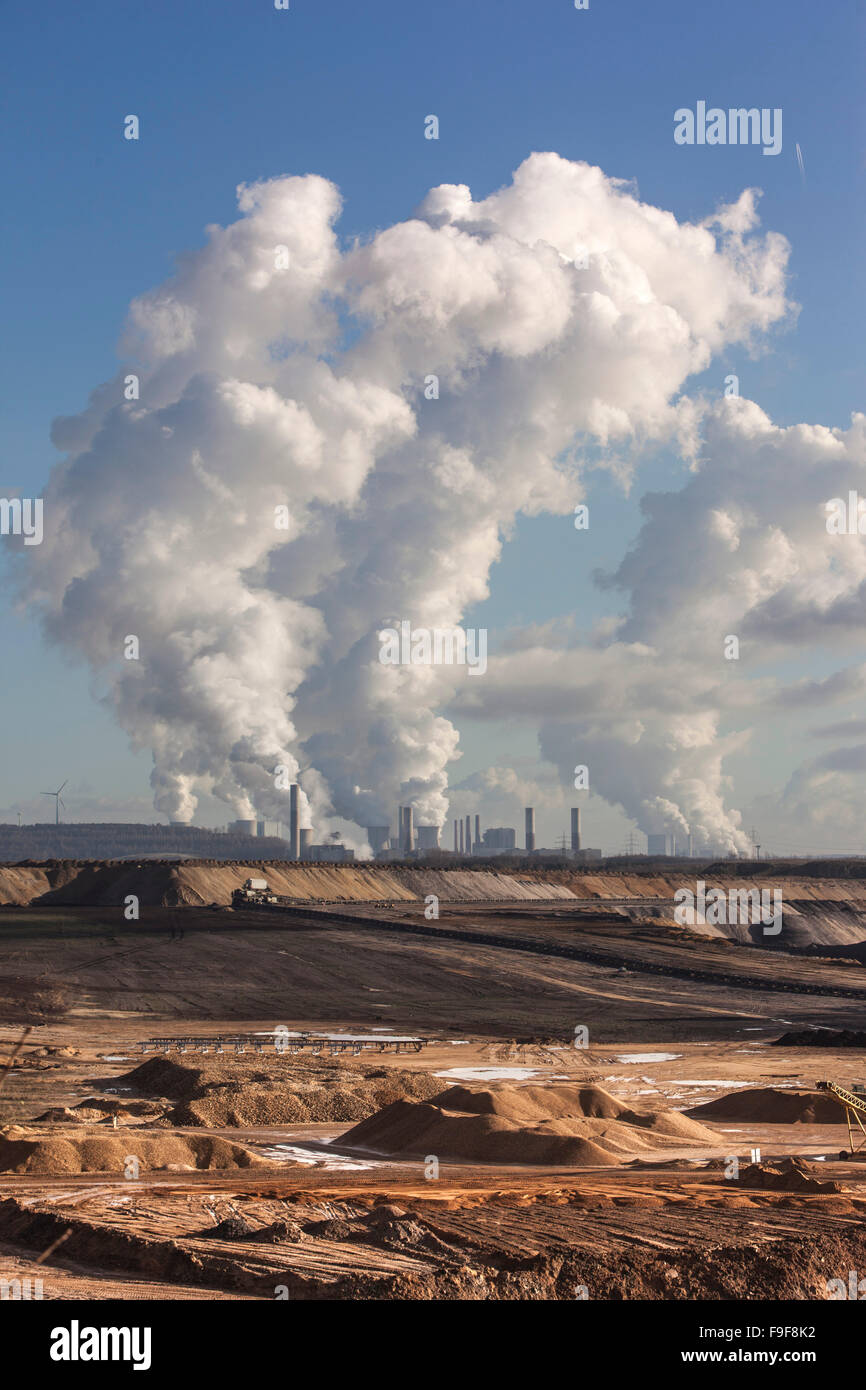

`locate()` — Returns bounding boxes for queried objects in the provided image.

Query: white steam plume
[19,155,791,833]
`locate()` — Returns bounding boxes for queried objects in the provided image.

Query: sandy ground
[4,896,866,1299]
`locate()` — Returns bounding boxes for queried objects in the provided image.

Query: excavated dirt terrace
[4,873,866,1299]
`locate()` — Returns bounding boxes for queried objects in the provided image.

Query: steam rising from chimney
[17,156,789,842]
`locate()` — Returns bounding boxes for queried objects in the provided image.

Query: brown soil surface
[6,860,866,951]
[341,1083,720,1165]
[2,1165,866,1299]
[688,1088,846,1124]
[3,876,866,1298]
[110,1055,443,1127]
[0,1127,276,1175]
[736,1157,842,1193]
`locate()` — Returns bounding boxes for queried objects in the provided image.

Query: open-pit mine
[4,857,866,1301]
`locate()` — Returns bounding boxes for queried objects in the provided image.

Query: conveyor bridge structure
[817,1080,866,1159]
[136,1032,428,1057]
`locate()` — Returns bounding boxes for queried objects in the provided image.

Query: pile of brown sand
[687,1088,845,1124]
[341,1083,721,1167]
[737,1157,842,1194]
[35,1098,164,1125]
[0,1126,277,1175]
[113,1055,442,1127]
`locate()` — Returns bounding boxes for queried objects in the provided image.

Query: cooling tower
[416,824,440,851]
[366,825,390,854]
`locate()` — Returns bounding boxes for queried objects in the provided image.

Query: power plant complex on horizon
[3,786,715,865]
[228,793,603,864]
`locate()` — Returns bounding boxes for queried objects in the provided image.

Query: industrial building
[303,842,355,862]
[482,827,516,851]
[228,817,288,841]
[647,833,673,856]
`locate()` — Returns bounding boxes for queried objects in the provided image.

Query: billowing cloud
[454,404,866,853]
[15,155,794,836]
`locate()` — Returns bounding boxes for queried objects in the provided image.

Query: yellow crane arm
[818,1081,866,1116]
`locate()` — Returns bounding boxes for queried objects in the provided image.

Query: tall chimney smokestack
[399,806,414,855]
[525,806,536,853]
[459,819,464,854]
[465,814,471,857]
[474,814,480,852]
[570,807,581,853]
[289,784,300,859]
[454,818,458,853]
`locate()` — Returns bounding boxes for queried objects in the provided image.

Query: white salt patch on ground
[433,1066,541,1082]
[615,1052,681,1064]
[262,1144,383,1171]
[675,1080,756,1088]
[101,1056,131,1061]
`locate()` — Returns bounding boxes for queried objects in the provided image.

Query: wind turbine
[41,780,68,825]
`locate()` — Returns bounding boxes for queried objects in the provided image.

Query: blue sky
[1,0,863,849]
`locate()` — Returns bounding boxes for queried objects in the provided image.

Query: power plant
[359,802,600,862]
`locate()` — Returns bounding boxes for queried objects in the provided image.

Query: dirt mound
[687,1087,845,1124]
[0,1126,276,1175]
[35,1097,164,1125]
[197,1214,257,1240]
[114,1055,442,1126]
[738,1158,842,1194]
[774,1029,866,1048]
[430,1083,627,1122]
[252,1219,306,1244]
[342,1082,721,1166]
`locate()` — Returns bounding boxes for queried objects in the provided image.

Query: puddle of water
[433,1066,541,1082]
[674,1081,754,1088]
[261,1144,383,1171]
[614,1052,681,1064]
[101,1055,131,1061]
